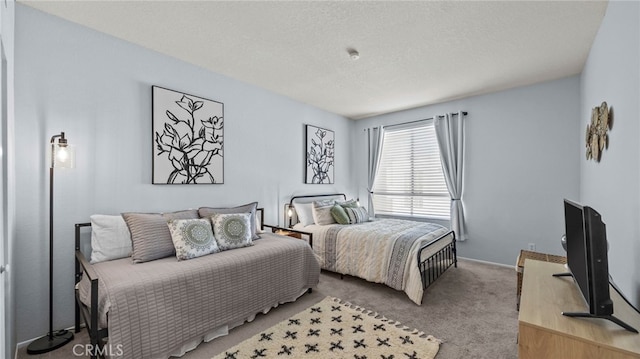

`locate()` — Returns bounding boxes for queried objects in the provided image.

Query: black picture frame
[305,124,335,184]
[152,86,224,184]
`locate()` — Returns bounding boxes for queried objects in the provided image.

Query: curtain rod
[364,111,467,131]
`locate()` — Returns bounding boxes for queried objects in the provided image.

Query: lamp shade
[50,133,75,169]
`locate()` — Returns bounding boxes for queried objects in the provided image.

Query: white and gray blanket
[298,219,450,305]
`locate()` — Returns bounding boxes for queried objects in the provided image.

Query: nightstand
[273,229,302,239]
[263,224,313,247]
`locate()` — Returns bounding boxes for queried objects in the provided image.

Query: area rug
[213,297,441,359]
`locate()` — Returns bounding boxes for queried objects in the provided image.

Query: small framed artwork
[152,86,224,184]
[305,124,335,184]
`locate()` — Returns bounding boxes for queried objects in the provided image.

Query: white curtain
[435,112,466,241]
[367,127,385,216]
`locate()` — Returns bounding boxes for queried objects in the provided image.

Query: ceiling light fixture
[347,48,360,61]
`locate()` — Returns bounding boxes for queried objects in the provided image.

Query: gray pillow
[336,199,359,208]
[198,202,260,240]
[123,209,199,263]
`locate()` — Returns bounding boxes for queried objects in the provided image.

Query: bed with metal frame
[73,208,318,359]
[286,193,457,300]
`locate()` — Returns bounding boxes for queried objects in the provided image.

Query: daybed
[74,207,320,359]
[288,194,456,305]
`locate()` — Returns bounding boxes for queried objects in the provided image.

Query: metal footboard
[417,230,457,290]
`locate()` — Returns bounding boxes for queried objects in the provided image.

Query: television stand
[519,260,640,359]
[562,312,638,333]
[551,272,639,333]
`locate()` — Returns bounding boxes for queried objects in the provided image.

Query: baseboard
[458,256,514,269]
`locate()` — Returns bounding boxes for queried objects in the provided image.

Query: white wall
[580,1,640,306]
[14,4,353,342]
[352,76,582,265]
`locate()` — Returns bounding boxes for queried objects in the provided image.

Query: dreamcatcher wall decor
[585,101,611,162]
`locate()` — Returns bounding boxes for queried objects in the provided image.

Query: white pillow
[293,202,315,227]
[90,214,133,263]
[312,199,337,225]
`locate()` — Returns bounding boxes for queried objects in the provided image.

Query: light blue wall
[12,0,640,348]
[1,0,16,357]
[352,76,582,266]
[580,1,640,307]
[14,4,353,342]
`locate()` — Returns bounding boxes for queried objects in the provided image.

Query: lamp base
[26,329,74,354]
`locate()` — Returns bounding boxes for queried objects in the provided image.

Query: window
[372,121,450,219]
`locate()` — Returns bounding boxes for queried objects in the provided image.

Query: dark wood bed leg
[308,288,313,294]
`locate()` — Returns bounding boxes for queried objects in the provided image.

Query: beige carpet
[213,296,440,359]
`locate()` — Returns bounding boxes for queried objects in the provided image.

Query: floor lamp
[27,132,75,354]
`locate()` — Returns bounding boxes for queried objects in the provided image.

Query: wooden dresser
[518,260,640,358]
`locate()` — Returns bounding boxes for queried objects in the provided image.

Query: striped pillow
[346,207,369,224]
[123,209,199,263]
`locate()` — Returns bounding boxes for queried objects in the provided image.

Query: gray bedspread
[77,233,320,359]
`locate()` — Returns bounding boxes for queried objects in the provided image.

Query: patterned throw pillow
[198,202,260,240]
[330,204,350,225]
[312,199,337,225]
[346,206,370,224]
[211,213,253,250]
[167,218,219,260]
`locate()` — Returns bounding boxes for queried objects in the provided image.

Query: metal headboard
[285,193,347,227]
[289,193,347,206]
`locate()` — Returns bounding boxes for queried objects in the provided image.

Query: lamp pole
[27,132,74,354]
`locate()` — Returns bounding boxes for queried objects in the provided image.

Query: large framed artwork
[305,124,335,184]
[152,86,224,184]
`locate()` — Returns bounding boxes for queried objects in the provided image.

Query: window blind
[372,121,450,219]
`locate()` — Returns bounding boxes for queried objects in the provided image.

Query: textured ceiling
[21,1,607,120]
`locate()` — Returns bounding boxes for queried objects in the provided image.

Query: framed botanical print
[305,124,334,184]
[152,86,224,184]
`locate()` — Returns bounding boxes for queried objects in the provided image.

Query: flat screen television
[554,199,637,332]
